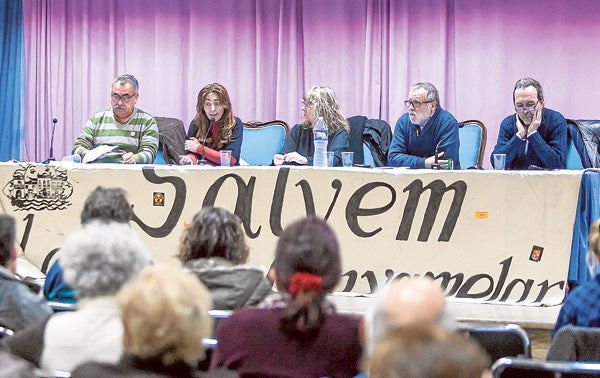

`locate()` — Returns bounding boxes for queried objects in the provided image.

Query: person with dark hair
[0,214,52,331]
[491,77,567,170]
[44,186,133,303]
[3,221,152,372]
[72,73,159,163]
[210,216,362,377]
[365,326,491,378]
[179,83,243,165]
[387,82,461,169]
[273,85,350,166]
[179,207,271,310]
[553,218,600,336]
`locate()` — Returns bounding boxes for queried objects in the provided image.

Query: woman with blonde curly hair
[180,83,243,166]
[274,86,350,166]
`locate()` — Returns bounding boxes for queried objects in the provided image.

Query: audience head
[301,86,349,133]
[0,214,17,273]
[80,186,131,224]
[365,326,491,378]
[118,264,213,366]
[271,216,341,337]
[406,82,439,126]
[111,74,139,122]
[178,207,249,265]
[365,276,451,353]
[586,218,600,277]
[61,220,152,299]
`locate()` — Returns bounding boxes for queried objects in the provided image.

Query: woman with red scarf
[210,216,362,377]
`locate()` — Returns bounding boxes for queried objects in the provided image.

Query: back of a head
[366,277,449,353]
[0,214,16,267]
[80,186,131,224]
[366,326,490,378]
[178,207,249,265]
[61,220,152,298]
[274,216,341,337]
[118,264,213,366]
[274,216,341,293]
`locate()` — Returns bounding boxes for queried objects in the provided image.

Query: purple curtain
[22,0,600,167]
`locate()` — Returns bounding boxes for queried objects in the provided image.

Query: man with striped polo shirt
[72,74,159,164]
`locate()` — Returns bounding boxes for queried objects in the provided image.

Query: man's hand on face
[515,114,527,139]
[527,108,542,136]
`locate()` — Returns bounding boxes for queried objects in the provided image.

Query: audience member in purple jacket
[491,77,567,170]
[210,216,362,378]
[387,82,460,169]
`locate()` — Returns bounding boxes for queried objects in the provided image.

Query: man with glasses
[72,74,159,163]
[387,82,460,169]
[490,77,567,170]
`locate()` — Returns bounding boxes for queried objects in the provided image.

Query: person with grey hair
[72,73,159,163]
[491,77,567,170]
[0,214,52,331]
[363,276,453,355]
[2,221,152,372]
[387,82,461,169]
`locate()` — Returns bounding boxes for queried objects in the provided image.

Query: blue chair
[240,120,288,165]
[492,357,600,378]
[347,116,392,167]
[458,120,486,169]
[566,119,594,169]
[155,117,186,165]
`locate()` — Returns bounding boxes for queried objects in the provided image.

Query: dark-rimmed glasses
[514,101,538,113]
[111,93,135,103]
[404,100,434,108]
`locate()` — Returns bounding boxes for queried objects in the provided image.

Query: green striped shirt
[72,108,159,163]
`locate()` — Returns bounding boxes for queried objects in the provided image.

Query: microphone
[44,117,58,163]
[431,139,442,169]
[197,117,215,165]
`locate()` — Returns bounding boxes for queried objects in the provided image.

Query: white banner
[0,162,582,305]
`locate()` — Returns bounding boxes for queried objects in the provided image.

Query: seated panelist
[72,74,159,164]
[490,77,567,170]
[387,82,460,169]
[273,86,349,167]
[179,83,243,166]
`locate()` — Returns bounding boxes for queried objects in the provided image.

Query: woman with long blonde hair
[180,83,243,165]
[274,86,350,166]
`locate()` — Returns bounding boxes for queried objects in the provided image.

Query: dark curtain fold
[0,0,24,161]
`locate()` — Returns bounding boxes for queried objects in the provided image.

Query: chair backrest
[492,357,600,378]
[241,120,288,165]
[459,323,531,365]
[567,119,594,169]
[154,116,186,164]
[346,115,392,167]
[547,325,600,362]
[458,120,487,169]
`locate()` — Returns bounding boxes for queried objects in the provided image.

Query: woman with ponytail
[210,216,362,377]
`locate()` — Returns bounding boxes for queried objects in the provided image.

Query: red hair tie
[289,272,323,297]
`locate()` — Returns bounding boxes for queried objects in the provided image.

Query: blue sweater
[280,124,349,166]
[387,108,461,169]
[490,108,567,170]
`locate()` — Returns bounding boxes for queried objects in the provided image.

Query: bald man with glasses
[387,82,461,169]
[490,77,567,170]
[72,74,159,164]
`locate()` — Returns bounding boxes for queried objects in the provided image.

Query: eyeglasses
[404,99,434,108]
[301,101,315,109]
[111,93,135,103]
[514,101,539,113]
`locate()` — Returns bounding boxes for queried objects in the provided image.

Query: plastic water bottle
[313,116,329,167]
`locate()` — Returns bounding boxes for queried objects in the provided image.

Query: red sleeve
[201,147,238,166]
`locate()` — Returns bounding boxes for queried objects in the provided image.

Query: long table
[0,162,590,306]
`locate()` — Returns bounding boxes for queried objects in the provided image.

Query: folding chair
[492,357,600,378]
[459,323,531,365]
[547,325,600,361]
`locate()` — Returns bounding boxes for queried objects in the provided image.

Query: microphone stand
[43,118,58,164]
[197,117,215,165]
[431,139,441,170]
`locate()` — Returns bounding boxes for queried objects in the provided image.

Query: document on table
[82,145,117,163]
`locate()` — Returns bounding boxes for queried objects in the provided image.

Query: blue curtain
[0,0,24,161]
